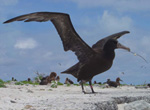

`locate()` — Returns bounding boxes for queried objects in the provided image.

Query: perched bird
[107,77,123,87]
[28,78,31,82]
[55,76,60,82]
[116,77,123,86]
[98,82,102,85]
[64,78,74,84]
[40,72,57,85]
[49,72,57,82]
[4,12,130,93]
[40,76,48,85]
[12,77,14,81]
[12,77,17,81]
[94,81,97,84]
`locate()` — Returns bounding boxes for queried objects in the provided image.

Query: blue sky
[0,0,150,85]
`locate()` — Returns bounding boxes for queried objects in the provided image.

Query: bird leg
[81,80,86,94]
[89,81,95,93]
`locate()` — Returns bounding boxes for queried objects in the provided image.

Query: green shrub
[0,83,6,88]
[83,83,89,86]
[6,80,11,83]
[34,71,45,83]
[57,82,63,85]
[0,79,6,88]
[0,79,4,83]
[34,75,43,82]
[51,81,57,88]
[66,83,71,86]
[73,84,80,86]
[21,81,34,84]
[15,82,24,85]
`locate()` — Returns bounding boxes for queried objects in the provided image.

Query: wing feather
[4,12,95,62]
[92,31,130,51]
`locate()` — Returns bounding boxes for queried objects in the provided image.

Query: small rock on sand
[124,100,150,110]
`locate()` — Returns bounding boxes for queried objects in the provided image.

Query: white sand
[0,84,150,110]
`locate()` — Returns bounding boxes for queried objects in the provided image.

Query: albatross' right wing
[92,31,130,51]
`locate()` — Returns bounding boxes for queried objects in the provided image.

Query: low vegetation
[57,82,63,85]
[0,79,6,88]
[51,81,57,88]
[1,77,149,88]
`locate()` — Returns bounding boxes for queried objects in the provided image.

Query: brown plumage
[56,76,60,82]
[4,12,130,93]
[49,72,57,82]
[28,78,31,82]
[40,76,49,85]
[94,81,97,84]
[116,77,123,86]
[12,77,14,81]
[107,77,123,87]
[40,72,57,85]
[64,78,74,84]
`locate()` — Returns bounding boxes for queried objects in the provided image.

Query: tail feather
[61,70,69,74]
[61,63,79,78]
[61,70,78,78]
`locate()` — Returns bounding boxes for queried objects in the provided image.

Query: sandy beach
[0,83,150,110]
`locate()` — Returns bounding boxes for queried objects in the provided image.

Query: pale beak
[117,43,130,52]
[120,79,123,82]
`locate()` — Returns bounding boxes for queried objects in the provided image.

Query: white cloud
[98,11,133,33]
[43,52,53,59]
[0,0,19,6]
[42,52,71,61]
[14,38,38,49]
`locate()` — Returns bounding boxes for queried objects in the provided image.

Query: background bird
[107,77,123,87]
[4,12,130,94]
[64,78,74,84]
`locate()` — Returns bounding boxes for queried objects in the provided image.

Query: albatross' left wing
[4,12,95,63]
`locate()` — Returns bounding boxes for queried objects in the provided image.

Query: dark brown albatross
[3,12,130,94]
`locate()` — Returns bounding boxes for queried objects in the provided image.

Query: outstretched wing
[4,12,95,63]
[92,31,130,51]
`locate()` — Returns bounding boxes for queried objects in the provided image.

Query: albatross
[4,12,130,94]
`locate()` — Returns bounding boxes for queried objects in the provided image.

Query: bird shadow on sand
[83,92,108,95]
